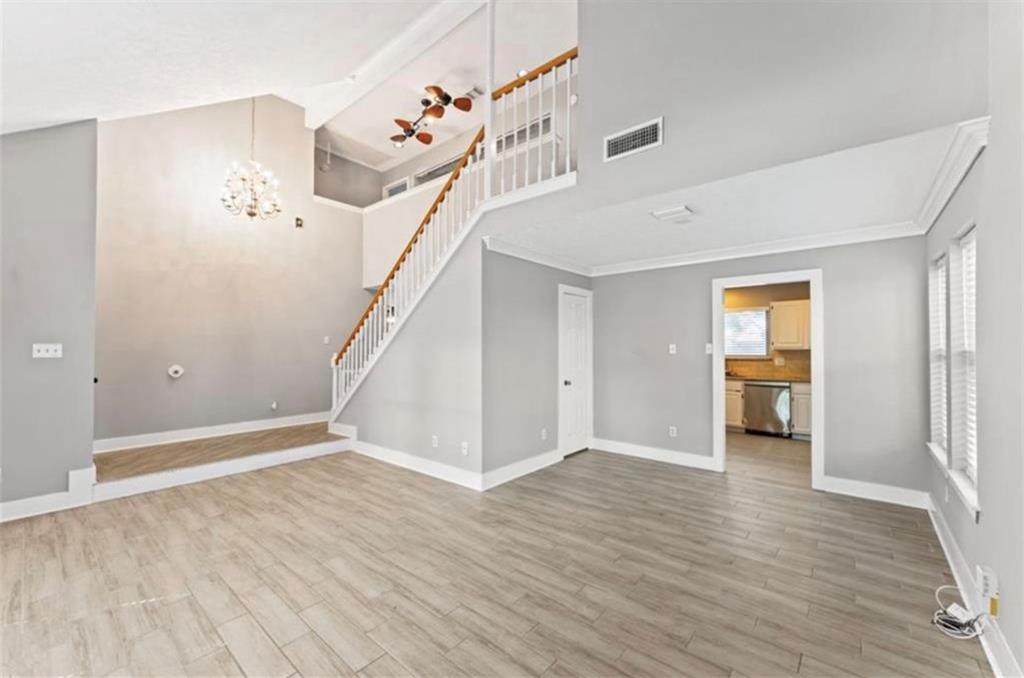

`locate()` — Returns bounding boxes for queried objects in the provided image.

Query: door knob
[564,380,572,386]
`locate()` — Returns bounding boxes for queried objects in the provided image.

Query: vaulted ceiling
[1,1,436,134]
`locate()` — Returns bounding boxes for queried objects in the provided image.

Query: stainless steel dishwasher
[743,381,792,436]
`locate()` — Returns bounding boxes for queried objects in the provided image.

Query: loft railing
[331,47,578,412]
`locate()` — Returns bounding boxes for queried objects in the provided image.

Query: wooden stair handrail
[333,126,485,365]
[491,46,578,99]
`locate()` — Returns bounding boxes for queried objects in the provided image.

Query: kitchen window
[724,308,769,358]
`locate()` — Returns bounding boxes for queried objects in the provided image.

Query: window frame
[927,254,949,459]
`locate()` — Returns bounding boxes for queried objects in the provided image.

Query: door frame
[711,269,825,489]
[557,284,594,456]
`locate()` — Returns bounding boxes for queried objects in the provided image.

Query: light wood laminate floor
[2,439,991,677]
[95,423,343,482]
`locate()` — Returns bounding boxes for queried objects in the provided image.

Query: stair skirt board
[93,438,351,503]
[347,438,564,492]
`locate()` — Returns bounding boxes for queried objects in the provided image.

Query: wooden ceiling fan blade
[425,104,445,119]
[394,118,413,130]
[416,131,433,145]
[390,134,407,143]
[425,85,445,100]
[452,97,472,112]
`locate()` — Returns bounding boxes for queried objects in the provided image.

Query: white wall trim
[816,475,930,509]
[483,236,591,277]
[94,439,351,503]
[590,438,723,472]
[591,221,921,277]
[916,116,991,233]
[929,502,1021,678]
[348,440,484,491]
[482,449,563,490]
[0,465,95,523]
[94,412,330,454]
[711,268,826,487]
[328,422,358,438]
[330,173,578,422]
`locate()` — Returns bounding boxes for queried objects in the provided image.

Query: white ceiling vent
[604,117,663,162]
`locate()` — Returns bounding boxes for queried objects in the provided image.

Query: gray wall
[927,1,1024,663]
[313,150,383,208]
[95,96,370,438]
[1,121,98,501]
[592,236,930,490]
[482,250,590,472]
[577,1,988,211]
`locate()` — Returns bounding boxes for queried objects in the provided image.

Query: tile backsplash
[726,350,810,381]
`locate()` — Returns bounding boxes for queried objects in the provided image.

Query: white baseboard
[590,438,724,472]
[94,438,351,503]
[482,449,563,490]
[0,465,95,523]
[349,440,484,491]
[328,422,358,438]
[815,474,931,509]
[929,500,1021,678]
[94,412,330,453]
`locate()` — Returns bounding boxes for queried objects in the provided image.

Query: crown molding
[589,220,922,277]
[916,116,990,232]
[483,236,592,277]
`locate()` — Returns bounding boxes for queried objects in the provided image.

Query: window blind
[961,230,977,484]
[724,309,769,357]
[928,256,948,453]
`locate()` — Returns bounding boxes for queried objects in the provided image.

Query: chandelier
[221,97,282,220]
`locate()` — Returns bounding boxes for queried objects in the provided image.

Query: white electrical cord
[932,585,987,640]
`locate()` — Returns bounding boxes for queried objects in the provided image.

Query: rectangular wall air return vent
[604,117,663,162]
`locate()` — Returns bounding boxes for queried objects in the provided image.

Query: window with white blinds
[724,308,769,357]
[928,256,948,452]
[958,229,978,485]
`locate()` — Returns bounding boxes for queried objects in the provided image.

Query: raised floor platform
[95,422,342,482]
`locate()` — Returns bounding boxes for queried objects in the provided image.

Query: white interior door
[558,285,593,455]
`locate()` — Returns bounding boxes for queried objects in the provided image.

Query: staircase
[330,47,579,423]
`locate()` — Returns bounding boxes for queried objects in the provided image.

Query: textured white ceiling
[1,1,436,134]
[317,1,577,170]
[489,125,956,271]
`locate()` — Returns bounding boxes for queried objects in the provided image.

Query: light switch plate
[668,343,677,355]
[32,343,62,359]
[705,343,713,355]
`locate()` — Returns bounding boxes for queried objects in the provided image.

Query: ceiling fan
[390,85,473,148]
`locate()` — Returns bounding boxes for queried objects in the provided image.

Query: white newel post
[483,0,495,199]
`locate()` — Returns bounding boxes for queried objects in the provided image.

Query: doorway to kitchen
[711,270,824,489]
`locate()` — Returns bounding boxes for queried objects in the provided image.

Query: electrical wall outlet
[270,401,278,411]
[32,343,62,359]
[540,427,548,441]
[323,336,330,344]
[668,343,677,355]
[668,426,678,438]
[431,435,439,448]
[774,356,786,366]
[976,565,999,617]
[705,343,713,355]
[460,441,469,456]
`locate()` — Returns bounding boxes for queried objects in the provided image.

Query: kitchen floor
[727,431,811,488]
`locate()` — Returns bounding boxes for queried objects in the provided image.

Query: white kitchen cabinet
[725,380,744,429]
[770,299,810,350]
[791,382,812,436]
